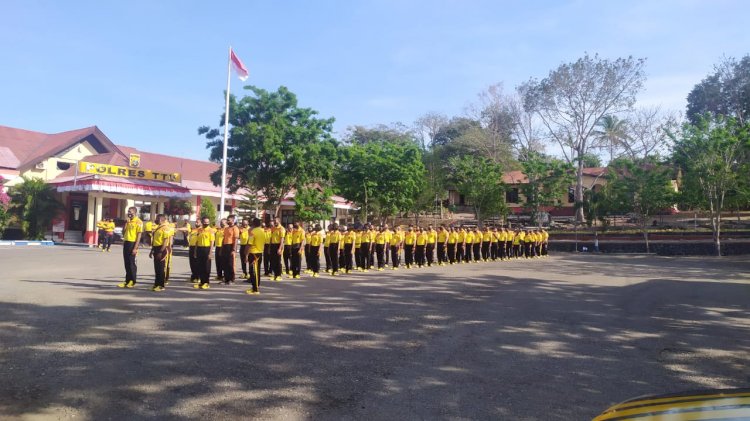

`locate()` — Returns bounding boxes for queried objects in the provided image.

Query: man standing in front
[193,216,214,289]
[118,207,142,288]
[149,214,169,292]
[246,218,266,295]
[222,215,240,284]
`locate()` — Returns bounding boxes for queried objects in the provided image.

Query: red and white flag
[230,48,249,81]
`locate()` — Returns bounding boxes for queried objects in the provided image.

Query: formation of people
[112,208,550,294]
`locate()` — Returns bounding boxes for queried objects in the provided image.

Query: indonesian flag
[230,48,249,81]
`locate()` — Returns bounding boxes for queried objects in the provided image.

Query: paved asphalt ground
[1,246,749,420]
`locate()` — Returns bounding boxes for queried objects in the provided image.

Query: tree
[199,199,217,223]
[580,153,603,168]
[447,155,507,223]
[414,112,448,151]
[519,152,574,226]
[622,106,679,160]
[199,85,338,217]
[672,115,749,256]
[294,185,334,223]
[8,177,64,240]
[336,140,425,223]
[0,176,10,237]
[603,158,676,253]
[343,123,417,145]
[592,115,629,163]
[687,55,750,125]
[521,53,647,222]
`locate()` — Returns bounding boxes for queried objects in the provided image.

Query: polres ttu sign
[78,161,181,183]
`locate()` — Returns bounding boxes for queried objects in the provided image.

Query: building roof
[503,167,607,184]
[0,125,121,170]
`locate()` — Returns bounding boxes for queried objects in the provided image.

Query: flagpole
[219,46,232,224]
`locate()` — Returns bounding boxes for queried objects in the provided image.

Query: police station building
[0,125,353,244]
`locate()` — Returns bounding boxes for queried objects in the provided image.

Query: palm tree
[593,115,629,164]
[9,176,65,240]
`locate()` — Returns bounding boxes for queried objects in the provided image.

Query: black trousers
[360,243,371,269]
[249,253,262,292]
[415,245,426,266]
[152,246,166,287]
[505,242,512,259]
[456,243,464,263]
[355,247,362,269]
[240,244,249,275]
[270,244,282,277]
[473,243,481,261]
[123,241,138,283]
[542,243,548,256]
[447,243,455,263]
[215,247,223,277]
[404,245,414,267]
[222,244,236,282]
[263,244,271,275]
[344,244,354,272]
[196,246,211,285]
[426,243,435,266]
[384,242,390,265]
[339,248,345,269]
[376,244,385,268]
[437,243,445,264]
[390,245,400,268]
[291,245,302,276]
[324,245,331,272]
[491,242,498,260]
[309,247,320,273]
[188,245,197,279]
[304,244,311,271]
[328,244,339,273]
[482,241,490,261]
[283,246,291,274]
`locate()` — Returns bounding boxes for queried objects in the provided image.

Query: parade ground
[1,247,749,420]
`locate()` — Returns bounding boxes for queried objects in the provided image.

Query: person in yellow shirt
[359,224,372,271]
[343,224,356,273]
[471,227,482,263]
[504,228,513,260]
[490,227,499,261]
[269,218,285,281]
[188,219,201,283]
[214,219,226,280]
[323,223,332,273]
[193,216,215,289]
[415,227,428,268]
[263,223,272,276]
[481,226,492,262]
[425,225,437,267]
[373,226,387,271]
[337,225,347,271]
[327,223,341,276]
[164,220,177,284]
[542,229,550,257]
[446,226,458,264]
[463,228,474,263]
[245,217,267,295]
[389,226,403,270]
[148,214,169,292]
[307,224,322,277]
[403,226,416,269]
[96,218,107,249]
[512,229,523,258]
[117,207,143,288]
[435,225,447,266]
[353,226,363,271]
[304,226,313,274]
[101,218,115,252]
[290,222,305,278]
[382,224,393,267]
[455,227,466,264]
[143,219,154,245]
[238,219,251,279]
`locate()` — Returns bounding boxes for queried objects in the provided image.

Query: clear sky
[2,0,749,161]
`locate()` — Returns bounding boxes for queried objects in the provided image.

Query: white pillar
[86,194,96,232]
[94,194,103,226]
[157,201,165,215]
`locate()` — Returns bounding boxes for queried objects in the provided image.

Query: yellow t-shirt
[103,221,115,233]
[543,231,549,242]
[389,232,401,246]
[483,231,493,242]
[437,231,448,243]
[465,232,474,244]
[152,224,170,247]
[197,227,215,247]
[144,221,154,232]
[271,226,286,244]
[383,229,393,244]
[375,232,386,245]
[447,231,457,244]
[404,232,416,245]
[239,228,250,245]
[305,232,312,244]
[291,229,304,244]
[327,230,341,244]
[427,230,437,243]
[354,232,362,247]
[122,217,143,242]
[344,231,356,244]
[309,232,322,247]
[188,229,199,246]
[215,228,224,246]
[416,232,428,246]
[249,227,266,254]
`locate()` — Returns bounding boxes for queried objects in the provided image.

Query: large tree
[521,54,647,222]
[519,152,574,227]
[335,140,425,223]
[603,158,676,253]
[8,177,64,240]
[199,86,338,217]
[592,115,629,163]
[672,115,749,256]
[447,155,507,223]
[687,55,750,125]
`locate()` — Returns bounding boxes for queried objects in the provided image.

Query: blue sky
[2,0,749,160]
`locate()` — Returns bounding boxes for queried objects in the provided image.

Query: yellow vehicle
[593,389,750,420]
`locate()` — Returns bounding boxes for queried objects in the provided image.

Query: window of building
[506,188,519,203]
[281,209,295,226]
[56,161,71,170]
[568,187,575,203]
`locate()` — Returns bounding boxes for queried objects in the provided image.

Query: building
[0,125,353,244]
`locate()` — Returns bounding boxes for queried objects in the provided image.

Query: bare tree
[509,86,546,160]
[623,106,680,160]
[414,112,448,151]
[521,54,647,222]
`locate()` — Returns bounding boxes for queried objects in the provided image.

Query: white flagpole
[219,46,232,224]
